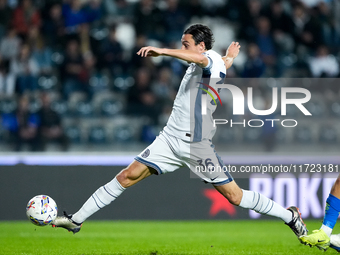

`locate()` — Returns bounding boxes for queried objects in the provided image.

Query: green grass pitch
[0,220,337,255]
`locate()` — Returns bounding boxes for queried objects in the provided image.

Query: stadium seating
[100,98,124,117]
[75,100,94,117]
[38,75,58,91]
[64,125,82,144]
[243,128,262,144]
[0,1,339,153]
[0,125,5,143]
[113,125,135,143]
[51,99,69,117]
[215,127,236,142]
[275,128,287,144]
[112,76,134,92]
[0,97,17,114]
[28,97,42,114]
[319,125,337,144]
[294,126,313,144]
[51,51,65,67]
[330,101,340,117]
[89,73,110,93]
[88,126,107,144]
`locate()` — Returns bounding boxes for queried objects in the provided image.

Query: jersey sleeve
[202,52,213,70]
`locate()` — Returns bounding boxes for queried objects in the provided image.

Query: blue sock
[322,194,340,230]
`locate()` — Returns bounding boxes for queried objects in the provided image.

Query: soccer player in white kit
[52,24,307,241]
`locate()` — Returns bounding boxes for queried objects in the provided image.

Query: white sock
[72,177,125,223]
[239,189,292,223]
[321,224,333,237]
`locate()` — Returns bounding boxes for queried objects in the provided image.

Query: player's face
[181,34,204,53]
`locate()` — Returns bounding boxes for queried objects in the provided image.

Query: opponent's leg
[330,233,340,252]
[52,160,156,233]
[300,174,340,250]
[322,177,340,235]
[214,181,307,238]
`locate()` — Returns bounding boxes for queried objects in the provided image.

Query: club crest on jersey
[141,149,150,158]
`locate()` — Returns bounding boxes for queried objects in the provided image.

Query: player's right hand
[137,46,163,57]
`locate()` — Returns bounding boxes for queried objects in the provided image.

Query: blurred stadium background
[1,0,340,222]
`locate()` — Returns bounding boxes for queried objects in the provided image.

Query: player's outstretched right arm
[136,46,209,68]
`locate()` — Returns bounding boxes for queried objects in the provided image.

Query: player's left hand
[137,46,163,57]
[225,41,240,59]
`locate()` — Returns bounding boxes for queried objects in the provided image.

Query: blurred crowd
[0,0,339,151]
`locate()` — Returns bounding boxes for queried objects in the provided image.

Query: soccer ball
[26,195,58,226]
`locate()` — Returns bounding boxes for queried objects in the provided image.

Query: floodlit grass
[0,220,336,255]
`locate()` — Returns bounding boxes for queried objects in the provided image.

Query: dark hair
[184,24,214,50]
